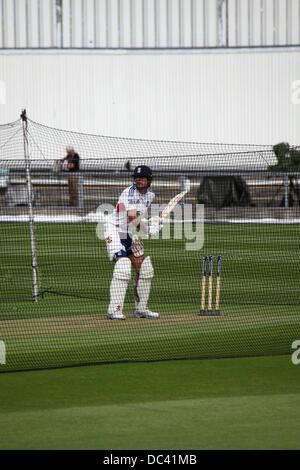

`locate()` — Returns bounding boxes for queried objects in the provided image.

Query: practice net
[0,117,299,372]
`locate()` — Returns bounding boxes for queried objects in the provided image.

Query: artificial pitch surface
[0,222,300,371]
[0,355,300,450]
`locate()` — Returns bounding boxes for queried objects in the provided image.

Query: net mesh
[0,118,299,372]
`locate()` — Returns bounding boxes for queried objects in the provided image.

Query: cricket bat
[160,178,191,221]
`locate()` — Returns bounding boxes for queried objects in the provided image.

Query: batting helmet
[133,165,153,186]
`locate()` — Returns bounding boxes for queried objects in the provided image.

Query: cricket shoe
[106,312,126,320]
[133,308,159,319]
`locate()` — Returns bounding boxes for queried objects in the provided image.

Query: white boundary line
[1,215,300,224]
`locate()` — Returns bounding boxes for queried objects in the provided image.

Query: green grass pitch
[0,222,300,450]
[0,222,300,371]
[0,355,300,450]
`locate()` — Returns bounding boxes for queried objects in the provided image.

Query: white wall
[0,49,299,145]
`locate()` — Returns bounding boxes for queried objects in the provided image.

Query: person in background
[57,146,80,206]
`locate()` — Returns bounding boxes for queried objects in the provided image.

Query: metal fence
[1,166,300,213]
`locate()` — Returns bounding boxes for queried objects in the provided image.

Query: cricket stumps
[198,255,226,317]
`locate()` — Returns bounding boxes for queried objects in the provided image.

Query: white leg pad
[108,257,131,315]
[136,256,154,313]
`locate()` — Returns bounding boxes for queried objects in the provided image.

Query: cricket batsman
[104,165,160,320]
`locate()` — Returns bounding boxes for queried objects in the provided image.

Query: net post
[21,109,39,303]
